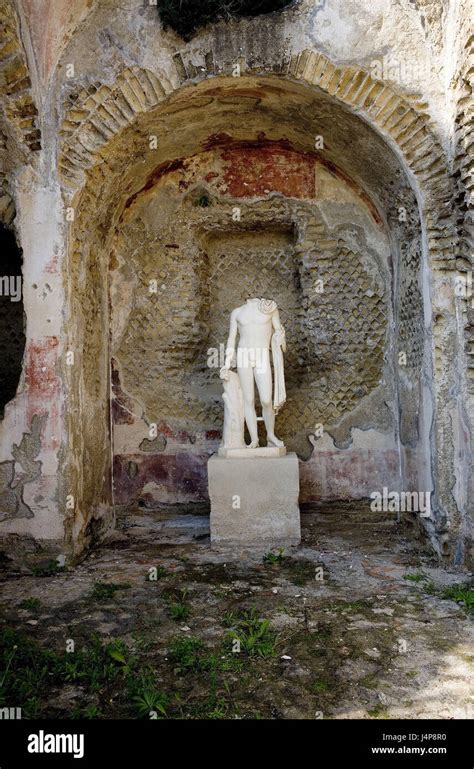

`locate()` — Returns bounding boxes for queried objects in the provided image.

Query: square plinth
[208,452,300,549]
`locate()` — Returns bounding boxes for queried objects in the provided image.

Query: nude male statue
[219,297,286,449]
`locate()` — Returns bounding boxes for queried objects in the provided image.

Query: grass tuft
[90,582,131,602]
[403,572,429,583]
[263,548,285,565]
[224,608,277,657]
[441,584,473,617]
[18,597,41,611]
[31,560,65,577]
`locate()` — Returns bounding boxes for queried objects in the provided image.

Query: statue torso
[235,300,273,350]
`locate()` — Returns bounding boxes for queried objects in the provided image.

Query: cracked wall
[59,60,445,558]
[0,413,44,522]
[0,0,470,565]
[108,143,424,506]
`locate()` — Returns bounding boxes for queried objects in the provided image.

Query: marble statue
[221,369,245,449]
[219,297,286,454]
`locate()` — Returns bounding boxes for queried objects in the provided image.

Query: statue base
[218,445,286,458]
[208,452,300,550]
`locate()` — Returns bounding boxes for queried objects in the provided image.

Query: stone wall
[0,0,471,565]
[0,1,66,563]
[110,150,398,505]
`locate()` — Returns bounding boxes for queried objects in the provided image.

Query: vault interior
[67,74,427,511]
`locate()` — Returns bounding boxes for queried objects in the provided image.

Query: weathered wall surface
[449,0,474,563]
[0,1,67,565]
[0,0,471,565]
[0,175,65,548]
[110,151,397,505]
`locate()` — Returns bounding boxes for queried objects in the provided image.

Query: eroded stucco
[0,0,471,565]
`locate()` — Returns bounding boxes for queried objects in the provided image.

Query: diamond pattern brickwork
[111,190,389,446]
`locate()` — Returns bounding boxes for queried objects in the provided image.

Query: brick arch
[60,50,468,561]
[0,0,41,227]
[0,0,41,154]
[0,176,14,227]
[58,51,456,259]
[453,27,474,390]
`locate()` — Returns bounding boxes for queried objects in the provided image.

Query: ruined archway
[59,53,462,558]
[1,0,473,726]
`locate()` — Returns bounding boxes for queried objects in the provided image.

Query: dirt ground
[0,506,472,720]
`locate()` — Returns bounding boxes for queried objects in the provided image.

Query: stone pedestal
[208,452,300,549]
[218,445,286,458]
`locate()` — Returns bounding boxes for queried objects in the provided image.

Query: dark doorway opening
[0,223,25,419]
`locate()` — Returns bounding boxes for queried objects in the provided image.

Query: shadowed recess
[158,0,295,39]
[0,224,25,420]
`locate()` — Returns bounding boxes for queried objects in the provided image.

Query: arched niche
[60,71,435,550]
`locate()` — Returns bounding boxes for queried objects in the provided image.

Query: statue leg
[255,360,284,447]
[238,362,259,447]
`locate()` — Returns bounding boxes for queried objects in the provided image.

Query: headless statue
[220,297,286,449]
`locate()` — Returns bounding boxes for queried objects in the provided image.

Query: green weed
[31,560,64,577]
[90,582,131,602]
[263,548,285,565]
[403,572,429,583]
[224,608,277,658]
[442,584,474,617]
[168,636,205,673]
[18,597,41,611]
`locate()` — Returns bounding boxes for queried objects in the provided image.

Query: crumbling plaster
[57,63,442,558]
[0,0,470,566]
[109,155,399,506]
